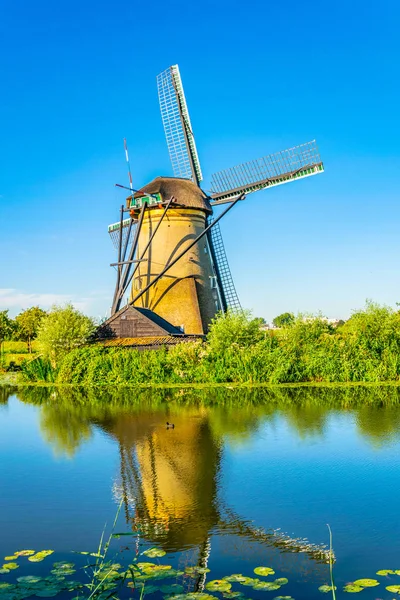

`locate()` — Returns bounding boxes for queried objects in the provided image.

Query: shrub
[37,304,96,367]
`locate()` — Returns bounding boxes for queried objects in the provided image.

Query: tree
[207,310,263,353]
[15,306,47,352]
[36,304,96,366]
[272,312,295,328]
[0,310,15,365]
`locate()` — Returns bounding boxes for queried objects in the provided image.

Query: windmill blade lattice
[210,140,323,204]
[208,222,241,311]
[157,65,203,184]
[108,218,135,249]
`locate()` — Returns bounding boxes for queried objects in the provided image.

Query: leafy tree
[15,306,47,352]
[207,310,263,353]
[0,310,15,365]
[273,312,295,328]
[36,304,96,366]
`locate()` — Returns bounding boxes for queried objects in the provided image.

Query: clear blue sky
[0,0,399,321]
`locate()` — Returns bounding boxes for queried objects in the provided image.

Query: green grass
[17,301,400,386]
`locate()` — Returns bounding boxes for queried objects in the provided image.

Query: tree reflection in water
[17,385,389,570]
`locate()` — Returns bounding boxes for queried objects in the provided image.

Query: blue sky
[0,0,399,321]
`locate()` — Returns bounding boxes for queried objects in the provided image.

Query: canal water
[1,385,400,600]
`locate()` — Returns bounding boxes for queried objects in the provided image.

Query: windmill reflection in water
[99,411,333,591]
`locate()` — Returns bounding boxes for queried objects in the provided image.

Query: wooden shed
[97,305,184,339]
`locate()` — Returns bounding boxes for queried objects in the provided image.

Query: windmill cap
[134,176,212,214]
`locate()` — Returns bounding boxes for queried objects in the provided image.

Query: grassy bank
[18,302,400,385]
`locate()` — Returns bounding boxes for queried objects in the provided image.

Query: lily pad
[35,589,59,598]
[343,584,363,593]
[319,585,337,593]
[185,567,210,576]
[274,579,288,586]
[160,584,185,595]
[52,562,74,570]
[2,563,19,570]
[15,550,35,557]
[273,597,294,600]
[28,551,54,563]
[17,576,43,584]
[135,583,160,595]
[4,556,18,561]
[0,583,13,589]
[222,593,244,598]
[166,595,215,600]
[386,585,400,594]
[376,569,395,576]
[253,582,281,591]
[143,547,166,558]
[0,568,10,574]
[353,579,379,587]
[206,580,232,592]
[137,562,156,569]
[224,575,247,583]
[254,567,275,577]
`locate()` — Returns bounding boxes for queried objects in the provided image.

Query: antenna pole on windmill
[123,138,134,195]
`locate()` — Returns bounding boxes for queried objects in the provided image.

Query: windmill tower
[107,65,324,337]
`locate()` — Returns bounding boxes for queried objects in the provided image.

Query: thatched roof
[135,177,212,214]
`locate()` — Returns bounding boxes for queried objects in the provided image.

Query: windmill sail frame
[210,140,323,204]
[157,65,203,185]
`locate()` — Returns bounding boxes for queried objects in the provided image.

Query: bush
[37,304,96,367]
[19,302,400,385]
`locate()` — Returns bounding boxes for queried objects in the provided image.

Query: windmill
[107,64,324,337]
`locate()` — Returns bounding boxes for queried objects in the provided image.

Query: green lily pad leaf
[138,562,156,569]
[160,584,185,594]
[253,582,281,591]
[2,563,18,570]
[376,570,395,576]
[165,595,215,600]
[62,581,83,591]
[254,568,275,577]
[134,583,160,595]
[343,584,363,593]
[222,593,244,598]
[0,568,10,574]
[240,578,260,587]
[0,583,13,589]
[185,567,211,576]
[28,550,54,563]
[206,580,232,592]
[319,585,337,593]
[52,562,75,570]
[274,579,288,586]
[395,571,400,576]
[273,597,294,600]
[35,589,59,598]
[353,579,379,587]
[224,575,247,583]
[15,550,35,557]
[17,576,43,584]
[386,585,400,594]
[4,556,18,561]
[143,547,166,558]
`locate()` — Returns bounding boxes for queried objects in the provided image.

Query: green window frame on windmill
[129,193,162,209]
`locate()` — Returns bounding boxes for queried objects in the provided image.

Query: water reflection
[12,385,345,563]
[7,386,400,562]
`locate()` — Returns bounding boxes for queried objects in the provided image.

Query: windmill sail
[108,219,134,249]
[157,64,240,313]
[210,140,323,204]
[157,65,203,184]
[208,222,241,311]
